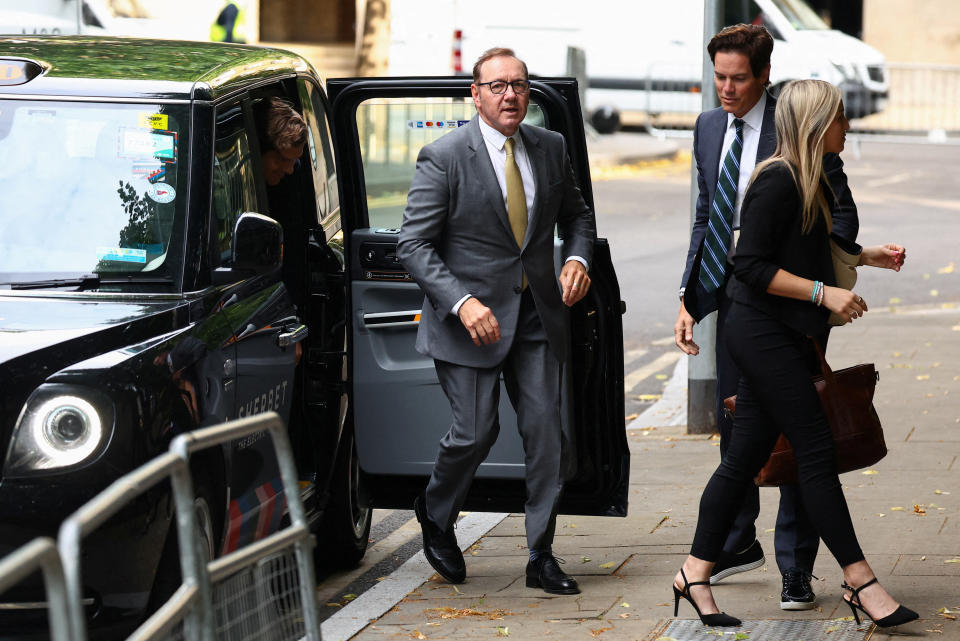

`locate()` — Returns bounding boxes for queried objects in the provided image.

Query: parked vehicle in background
[0,0,205,39]
[387,0,889,132]
[0,35,627,639]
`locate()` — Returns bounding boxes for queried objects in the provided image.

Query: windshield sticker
[407,120,469,129]
[97,247,148,264]
[131,162,169,183]
[147,182,177,204]
[138,113,169,130]
[119,127,178,162]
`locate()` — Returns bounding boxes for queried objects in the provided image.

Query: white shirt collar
[727,90,767,133]
[477,115,519,150]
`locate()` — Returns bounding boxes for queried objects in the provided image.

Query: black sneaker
[780,567,817,610]
[709,539,765,584]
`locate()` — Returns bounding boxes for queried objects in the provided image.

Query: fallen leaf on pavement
[599,561,616,569]
[496,626,509,637]
[409,631,426,640]
[937,262,955,274]
[917,374,931,380]
[921,556,927,560]
[425,607,512,620]
[581,556,592,563]
[621,602,630,607]
[891,506,905,511]
[619,613,630,618]
[944,559,960,564]
[930,289,939,297]
[862,470,879,475]
[590,628,613,637]
[625,413,639,421]
[935,489,950,495]
[914,504,927,515]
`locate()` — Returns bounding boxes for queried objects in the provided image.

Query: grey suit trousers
[424,290,563,552]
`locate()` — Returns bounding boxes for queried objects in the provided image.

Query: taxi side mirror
[212,213,283,285]
[233,212,283,272]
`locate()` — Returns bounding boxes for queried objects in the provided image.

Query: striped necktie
[699,118,745,293]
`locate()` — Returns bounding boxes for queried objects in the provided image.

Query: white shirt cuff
[452,294,473,315]
[566,256,588,269]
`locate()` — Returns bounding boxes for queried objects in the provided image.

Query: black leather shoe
[710,539,765,585]
[525,555,580,595]
[414,493,465,584]
[780,567,817,610]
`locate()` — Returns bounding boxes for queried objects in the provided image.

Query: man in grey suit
[398,47,596,595]
[675,24,861,610]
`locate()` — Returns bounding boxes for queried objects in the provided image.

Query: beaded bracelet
[810,280,822,303]
[815,283,825,306]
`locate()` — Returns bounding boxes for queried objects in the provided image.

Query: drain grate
[654,618,872,641]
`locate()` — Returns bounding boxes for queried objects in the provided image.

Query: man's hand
[458,297,501,346]
[674,301,699,355]
[560,260,591,307]
[859,244,905,271]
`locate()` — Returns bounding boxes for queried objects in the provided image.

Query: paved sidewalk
[586,132,683,169]
[328,304,960,640]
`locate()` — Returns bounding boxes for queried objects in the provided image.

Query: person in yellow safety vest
[210,1,247,43]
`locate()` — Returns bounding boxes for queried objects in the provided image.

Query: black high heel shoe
[841,578,919,628]
[673,567,742,627]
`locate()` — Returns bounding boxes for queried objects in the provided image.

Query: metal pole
[686,0,723,434]
[76,0,83,35]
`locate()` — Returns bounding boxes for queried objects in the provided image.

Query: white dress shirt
[720,91,766,259]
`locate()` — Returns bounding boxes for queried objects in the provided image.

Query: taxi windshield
[0,99,188,287]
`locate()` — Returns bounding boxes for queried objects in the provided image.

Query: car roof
[0,36,315,102]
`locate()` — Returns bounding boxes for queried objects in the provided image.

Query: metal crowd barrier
[170,414,321,641]
[602,61,960,143]
[850,62,960,140]
[0,412,320,641]
[0,537,71,641]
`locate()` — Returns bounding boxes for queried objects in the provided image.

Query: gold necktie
[504,137,527,248]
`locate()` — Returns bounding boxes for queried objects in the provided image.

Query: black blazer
[680,91,860,322]
[729,161,834,337]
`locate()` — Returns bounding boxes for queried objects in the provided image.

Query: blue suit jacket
[680,92,859,322]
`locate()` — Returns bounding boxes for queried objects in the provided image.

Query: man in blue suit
[674,23,858,610]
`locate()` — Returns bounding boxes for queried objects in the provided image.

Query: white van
[387,0,889,132]
[0,0,204,40]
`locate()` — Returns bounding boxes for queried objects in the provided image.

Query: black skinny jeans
[690,301,865,568]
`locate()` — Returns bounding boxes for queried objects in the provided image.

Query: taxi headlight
[4,387,114,477]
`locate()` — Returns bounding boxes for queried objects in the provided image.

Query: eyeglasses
[476,80,530,95]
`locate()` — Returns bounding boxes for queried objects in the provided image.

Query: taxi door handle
[277,324,308,348]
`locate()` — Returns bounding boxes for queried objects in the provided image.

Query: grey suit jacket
[397,115,596,368]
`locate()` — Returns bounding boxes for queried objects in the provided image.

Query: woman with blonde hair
[670,79,918,628]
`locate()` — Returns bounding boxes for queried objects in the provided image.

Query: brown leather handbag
[722,342,887,487]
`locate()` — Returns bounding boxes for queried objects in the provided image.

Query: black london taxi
[0,37,627,637]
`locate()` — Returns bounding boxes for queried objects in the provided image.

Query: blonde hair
[752,79,841,234]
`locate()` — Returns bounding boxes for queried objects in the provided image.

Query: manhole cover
[654,618,872,641]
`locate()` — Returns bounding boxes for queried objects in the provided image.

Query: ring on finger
[572,282,579,288]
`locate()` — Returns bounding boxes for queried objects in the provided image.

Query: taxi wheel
[315,429,371,570]
[147,474,223,613]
